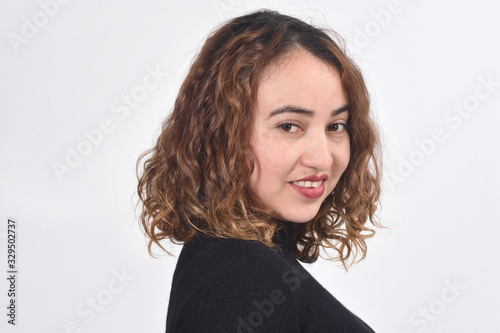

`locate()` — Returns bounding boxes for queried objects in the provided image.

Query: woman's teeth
[292,180,323,188]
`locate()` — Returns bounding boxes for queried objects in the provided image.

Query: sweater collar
[273,219,296,247]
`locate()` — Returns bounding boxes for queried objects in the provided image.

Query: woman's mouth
[291,180,323,188]
[289,179,326,199]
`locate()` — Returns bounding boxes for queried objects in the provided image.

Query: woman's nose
[299,132,334,171]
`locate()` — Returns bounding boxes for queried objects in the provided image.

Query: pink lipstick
[289,174,328,199]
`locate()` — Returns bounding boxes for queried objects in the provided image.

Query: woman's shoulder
[166,233,303,332]
[174,232,288,281]
[166,232,376,333]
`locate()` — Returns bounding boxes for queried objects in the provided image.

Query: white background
[1,0,499,332]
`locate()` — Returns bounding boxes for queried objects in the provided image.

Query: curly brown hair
[136,10,382,269]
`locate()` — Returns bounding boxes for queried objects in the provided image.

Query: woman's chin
[274,210,319,223]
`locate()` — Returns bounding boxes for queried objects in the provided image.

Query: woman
[137,10,382,332]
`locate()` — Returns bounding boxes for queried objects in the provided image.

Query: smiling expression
[248,50,350,223]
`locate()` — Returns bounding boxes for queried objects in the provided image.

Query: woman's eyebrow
[267,105,349,119]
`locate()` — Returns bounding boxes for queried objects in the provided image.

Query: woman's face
[249,50,350,223]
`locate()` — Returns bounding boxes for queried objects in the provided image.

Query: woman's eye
[279,123,301,132]
[328,123,347,132]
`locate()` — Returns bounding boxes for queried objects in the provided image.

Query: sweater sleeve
[168,240,302,333]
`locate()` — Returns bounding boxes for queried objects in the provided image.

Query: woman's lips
[295,174,328,182]
[289,180,326,199]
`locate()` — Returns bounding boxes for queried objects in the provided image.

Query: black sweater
[166,221,375,332]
